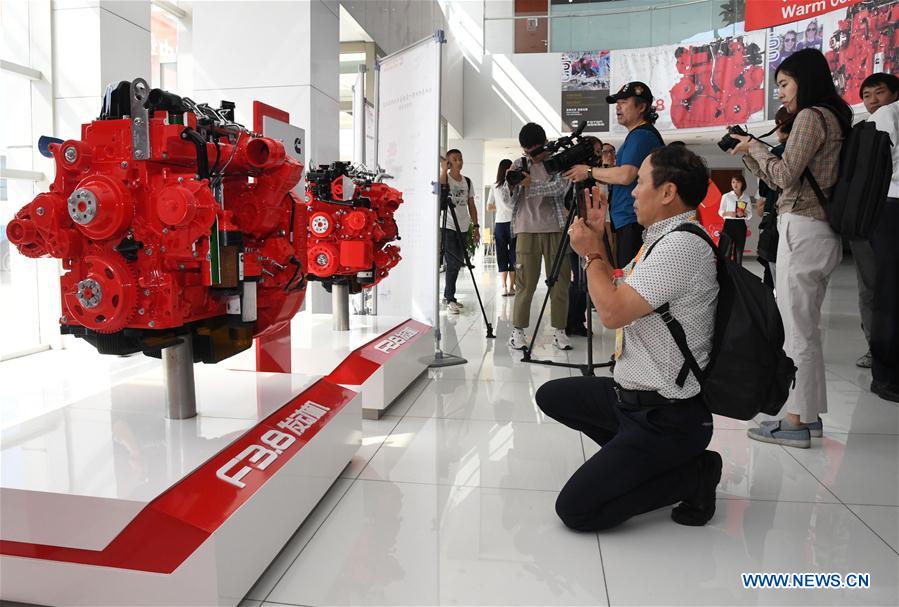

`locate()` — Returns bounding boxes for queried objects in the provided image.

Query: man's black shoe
[872,380,899,403]
[671,450,722,527]
[565,325,589,337]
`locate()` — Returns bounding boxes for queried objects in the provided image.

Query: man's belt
[613,384,700,406]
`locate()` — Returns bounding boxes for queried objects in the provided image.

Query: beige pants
[513,232,570,330]
[776,214,842,423]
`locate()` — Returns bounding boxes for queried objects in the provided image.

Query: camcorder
[718,125,750,152]
[506,121,599,187]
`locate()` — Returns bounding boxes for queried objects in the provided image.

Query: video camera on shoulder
[718,125,749,152]
[505,121,599,187]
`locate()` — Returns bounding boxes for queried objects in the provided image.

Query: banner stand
[427,30,466,368]
[374,29,465,368]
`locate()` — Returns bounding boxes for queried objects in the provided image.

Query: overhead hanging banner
[376,35,442,327]
[561,50,611,133]
[746,0,863,31]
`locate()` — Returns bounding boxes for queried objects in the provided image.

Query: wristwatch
[583,252,604,271]
[472,224,480,228]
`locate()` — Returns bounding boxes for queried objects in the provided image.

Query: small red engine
[5,78,307,362]
[303,162,402,292]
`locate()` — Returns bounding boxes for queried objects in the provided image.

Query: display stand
[229,313,432,419]
[0,365,361,606]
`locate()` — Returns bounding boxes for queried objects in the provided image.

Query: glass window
[151,4,179,89]
[1,2,53,358]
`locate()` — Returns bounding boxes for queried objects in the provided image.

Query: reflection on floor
[247,258,898,607]
[2,256,897,606]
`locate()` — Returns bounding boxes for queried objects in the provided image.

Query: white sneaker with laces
[553,329,572,351]
[447,301,462,314]
[509,327,528,350]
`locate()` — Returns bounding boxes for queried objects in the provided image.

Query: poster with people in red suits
[767,0,898,118]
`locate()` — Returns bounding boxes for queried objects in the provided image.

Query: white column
[52,1,151,139]
[191,0,339,312]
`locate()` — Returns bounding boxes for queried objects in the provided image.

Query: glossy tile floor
[2,257,897,607]
[245,258,898,607]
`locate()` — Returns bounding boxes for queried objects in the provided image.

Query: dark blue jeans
[494,221,516,272]
[442,227,465,302]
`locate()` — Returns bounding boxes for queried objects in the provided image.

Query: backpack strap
[644,222,718,387]
[800,107,832,210]
[656,303,704,388]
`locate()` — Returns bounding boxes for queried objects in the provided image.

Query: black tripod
[521,180,613,376]
[439,198,495,339]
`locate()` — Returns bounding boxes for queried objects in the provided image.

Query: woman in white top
[487,159,516,296]
[718,174,753,265]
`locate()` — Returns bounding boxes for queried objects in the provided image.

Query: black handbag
[756,212,778,263]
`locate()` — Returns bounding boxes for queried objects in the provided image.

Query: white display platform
[228,313,433,419]
[0,365,361,606]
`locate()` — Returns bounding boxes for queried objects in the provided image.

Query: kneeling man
[537,145,722,531]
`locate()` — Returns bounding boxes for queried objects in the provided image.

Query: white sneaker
[446,300,462,314]
[553,329,572,351]
[509,327,528,350]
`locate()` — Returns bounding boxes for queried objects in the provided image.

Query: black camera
[718,125,749,152]
[506,122,599,187]
[505,157,529,187]
[543,125,598,177]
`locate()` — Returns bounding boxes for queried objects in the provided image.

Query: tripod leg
[446,203,495,339]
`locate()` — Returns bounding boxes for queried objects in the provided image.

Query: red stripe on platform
[0,378,356,573]
[326,319,430,385]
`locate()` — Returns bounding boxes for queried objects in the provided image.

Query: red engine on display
[303,162,403,292]
[670,38,765,128]
[5,78,307,362]
[826,1,899,106]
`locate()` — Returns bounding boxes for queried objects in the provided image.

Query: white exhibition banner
[376,37,442,327]
[610,30,766,134]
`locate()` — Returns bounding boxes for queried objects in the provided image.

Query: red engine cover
[304,166,403,288]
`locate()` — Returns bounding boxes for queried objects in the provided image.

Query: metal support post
[333,283,350,331]
[163,334,197,420]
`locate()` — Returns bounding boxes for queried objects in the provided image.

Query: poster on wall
[376,37,442,327]
[766,16,825,119]
[561,51,611,132]
[766,0,898,118]
[610,31,766,133]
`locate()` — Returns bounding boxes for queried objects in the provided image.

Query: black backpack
[803,110,893,239]
[644,223,796,420]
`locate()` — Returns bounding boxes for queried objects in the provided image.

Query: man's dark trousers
[614,222,644,268]
[536,376,713,531]
[870,199,899,389]
[442,227,466,302]
[567,251,587,331]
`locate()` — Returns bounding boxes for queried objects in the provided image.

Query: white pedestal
[228,313,433,419]
[0,365,361,606]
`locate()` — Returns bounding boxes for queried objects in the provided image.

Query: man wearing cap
[566,82,665,268]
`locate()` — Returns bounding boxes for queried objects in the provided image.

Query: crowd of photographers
[442,47,897,532]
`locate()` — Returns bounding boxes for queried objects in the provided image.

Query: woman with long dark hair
[487,158,516,295]
[732,48,852,448]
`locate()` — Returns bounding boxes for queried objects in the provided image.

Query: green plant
[719,0,746,26]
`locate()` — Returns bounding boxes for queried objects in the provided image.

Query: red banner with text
[746,0,863,30]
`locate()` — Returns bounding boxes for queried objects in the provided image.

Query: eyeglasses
[806,26,817,32]
[784,36,796,42]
